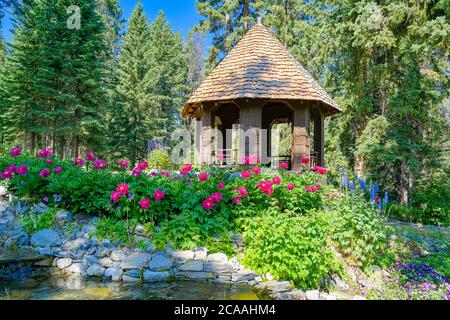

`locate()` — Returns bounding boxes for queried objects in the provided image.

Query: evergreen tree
[147,11,188,142]
[111,2,153,164]
[0,0,107,157]
[185,30,205,91]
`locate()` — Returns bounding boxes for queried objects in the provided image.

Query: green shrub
[331,194,387,269]
[22,208,57,233]
[242,208,339,290]
[94,217,135,245]
[147,149,173,170]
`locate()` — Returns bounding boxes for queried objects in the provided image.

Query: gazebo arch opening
[261,102,294,169]
[212,103,240,165]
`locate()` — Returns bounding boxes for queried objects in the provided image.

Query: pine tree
[111,2,153,164]
[0,0,107,157]
[185,30,205,92]
[147,11,188,143]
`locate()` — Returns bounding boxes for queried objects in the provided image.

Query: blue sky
[2,1,209,45]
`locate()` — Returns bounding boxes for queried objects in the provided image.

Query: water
[0,276,268,300]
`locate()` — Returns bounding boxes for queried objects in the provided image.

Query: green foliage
[415,251,450,277]
[22,207,57,233]
[94,216,134,245]
[330,194,387,269]
[242,208,339,290]
[146,149,173,170]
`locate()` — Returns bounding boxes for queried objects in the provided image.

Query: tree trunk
[243,0,249,30]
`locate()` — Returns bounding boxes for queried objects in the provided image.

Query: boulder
[99,257,113,268]
[31,229,61,247]
[203,262,233,274]
[171,250,194,261]
[143,271,170,282]
[0,186,7,196]
[178,261,204,272]
[33,202,49,214]
[122,275,140,283]
[110,249,126,262]
[148,253,173,271]
[62,238,91,252]
[231,269,257,282]
[56,258,73,269]
[86,264,105,277]
[206,253,228,263]
[175,271,215,280]
[56,210,73,221]
[120,252,151,269]
[66,263,86,274]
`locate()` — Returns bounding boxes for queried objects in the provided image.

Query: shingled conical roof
[182,23,341,117]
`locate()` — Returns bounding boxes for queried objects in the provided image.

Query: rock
[194,250,207,261]
[134,224,147,236]
[120,252,151,269]
[85,255,99,266]
[110,250,126,262]
[62,238,91,251]
[178,261,204,272]
[125,269,141,278]
[33,202,49,214]
[86,264,105,277]
[82,224,96,234]
[204,262,233,273]
[231,269,257,282]
[56,258,73,269]
[99,257,113,268]
[17,234,30,246]
[34,257,53,267]
[228,257,242,271]
[265,272,274,281]
[66,263,85,274]
[122,275,140,283]
[31,229,61,247]
[56,210,73,221]
[276,290,307,300]
[143,271,170,282]
[175,271,215,280]
[255,281,293,294]
[97,247,113,258]
[329,275,349,291]
[171,250,194,261]
[37,247,53,255]
[0,204,7,212]
[104,267,123,281]
[0,186,7,196]
[305,290,325,300]
[206,253,228,263]
[148,253,173,271]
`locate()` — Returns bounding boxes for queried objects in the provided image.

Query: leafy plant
[147,149,173,170]
[330,193,387,269]
[22,208,57,233]
[242,208,340,290]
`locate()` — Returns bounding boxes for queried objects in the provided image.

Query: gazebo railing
[271,155,291,170]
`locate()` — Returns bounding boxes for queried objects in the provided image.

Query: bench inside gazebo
[182,23,341,171]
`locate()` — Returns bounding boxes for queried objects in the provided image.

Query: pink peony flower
[139,198,151,209]
[86,151,96,162]
[137,161,148,171]
[39,168,51,178]
[264,187,274,196]
[116,183,129,196]
[154,189,165,201]
[211,192,223,203]
[46,159,54,164]
[73,158,84,166]
[38,149,53,158]
[237,187,248,197]
[93,159,107,170]
[132,168,141,176]
[54,166,63,174]
[272,176,281,185]
[301,157,310,164]
[110,190,121,203]
[312,166,327,175]
[252,167,261,175]
[7,164,16,173]
[217,181,225,189]
[198,172,208,182]
[287,184,295,191]
[305,184,321,193]
[233,197,242,205]
[280,162,289,169]
[296,171,303,175]
[1,169,14,180]
[119,160,129,169]
[241,155,259,165]
[17,165,28,176]
[180,163,192,175]
[241,170,251,179]
[160,170,170,177]
[10,147,21,157]
[202,196,215,211]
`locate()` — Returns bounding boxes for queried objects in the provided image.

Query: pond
[0,276,269,300]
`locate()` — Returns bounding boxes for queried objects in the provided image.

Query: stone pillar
[291,101,310,171]
[237,100,263,163]
[314,109,325,167]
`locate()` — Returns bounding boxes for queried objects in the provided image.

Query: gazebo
[182,23,341,171]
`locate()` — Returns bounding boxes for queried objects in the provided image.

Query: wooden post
[199,107,213,164]
[237,99,263,163]
[291,101,310,171]
[314,109,325,167]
